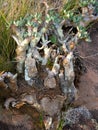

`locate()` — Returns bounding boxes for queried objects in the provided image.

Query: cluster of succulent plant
[0,0,77,114]
[10,0,98,98]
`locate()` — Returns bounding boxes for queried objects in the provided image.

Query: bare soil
[74,22,98,111]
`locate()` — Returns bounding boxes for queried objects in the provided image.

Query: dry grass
[0,0,66,21]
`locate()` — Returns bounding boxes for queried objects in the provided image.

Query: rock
[44,76,56,89]
[63,107,98,130]
[63,106,91,125]
[40,95,66,116]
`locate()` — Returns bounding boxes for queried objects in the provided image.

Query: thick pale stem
[25,48,38,85]
[63,52,74,82]
[11,25,23,43]
[42,45,51,65]
[13,36,31,73]
[32,47,43,61]
[52,55,60,75]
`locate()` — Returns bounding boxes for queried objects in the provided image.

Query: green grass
[0,14,16,71]
[57,119,65,130]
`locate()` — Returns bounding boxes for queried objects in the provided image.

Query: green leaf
[50,35,57,44]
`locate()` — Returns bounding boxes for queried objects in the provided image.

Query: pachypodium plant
[11,0,97,101]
